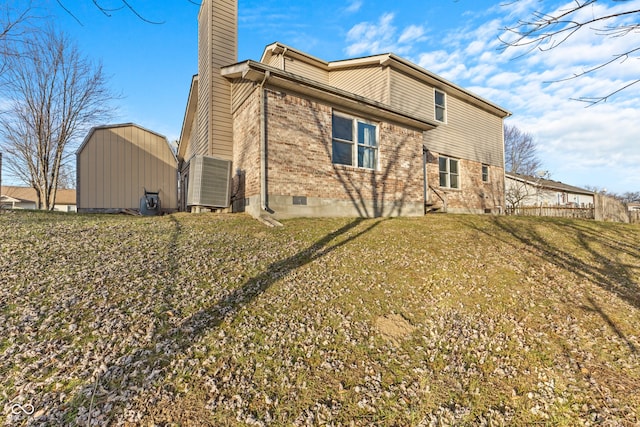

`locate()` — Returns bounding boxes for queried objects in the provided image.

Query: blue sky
[30,0,640,193]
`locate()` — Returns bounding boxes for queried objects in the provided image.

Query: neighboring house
[1,186,77,212]
[626,202,640,224]
[177,0,511,219]
[505,172,595,209]
[76,123,178,214]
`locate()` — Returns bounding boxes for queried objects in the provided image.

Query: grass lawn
[1,210,639,426]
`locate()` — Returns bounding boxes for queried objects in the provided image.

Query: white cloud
[465,40,486,56]
[343,0,639,192]
[345,13,397,56]
[344,13,427,57]
[486,71,522,88]
[398,25,426,44]
[345,0,363,14]
[442,2,639,192]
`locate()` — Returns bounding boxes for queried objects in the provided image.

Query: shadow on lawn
[173,216,379,339]
[75,215,382,423]
[464,216,640,353]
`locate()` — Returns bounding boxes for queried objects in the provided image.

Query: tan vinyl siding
[198,0,236,161]
[210,75,233,160]
[210,0,236,66]
[77,125,178,211]
[424,94,505,167]
[184,112,198,163]
[197,1,211,158]
[389,69,433,123]
[329,65,389,104]
[265,53,282,68]
[284,58,329,84]
[231,79,256,113]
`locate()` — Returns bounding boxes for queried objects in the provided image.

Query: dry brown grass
[1,210,639,426]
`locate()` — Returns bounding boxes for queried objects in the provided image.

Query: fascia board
[177,75,199,161]
[222,61,438,131]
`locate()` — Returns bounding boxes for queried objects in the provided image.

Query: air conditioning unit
[187,155,232,208]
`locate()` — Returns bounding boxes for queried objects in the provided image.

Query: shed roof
[76,123,175,160]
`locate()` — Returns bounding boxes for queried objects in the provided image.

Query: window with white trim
[332,112,378,169]
[435,89,446,122]
[439,156,459,189]
[482,164,489,182]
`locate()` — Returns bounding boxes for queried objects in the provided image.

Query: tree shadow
[461,216,640,352]
[308,102,421,218]
[73,215,383,423]
[578,295,637,354]
[499,217,637,307]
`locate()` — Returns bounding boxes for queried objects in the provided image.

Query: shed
[76,123,178,213]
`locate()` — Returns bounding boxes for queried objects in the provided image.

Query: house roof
[260,42,511,119]
[221,60,440,132]
[1,186,77,205]
[505,173,594,195]
[178,75,199,161]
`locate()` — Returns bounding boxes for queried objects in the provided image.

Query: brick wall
[231,86,261,213]
[231,87,505,218]
[263,89,425,217]
[426,150,505,214]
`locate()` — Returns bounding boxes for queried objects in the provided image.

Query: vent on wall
[187,155,232,208]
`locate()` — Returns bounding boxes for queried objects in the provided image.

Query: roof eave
[177,74,199,161]
[222,61,438,132]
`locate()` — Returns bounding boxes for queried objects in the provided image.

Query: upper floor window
[439,156,459,189]
[482,164,489,182]
[332,112,378,170]
[435,89,446,122]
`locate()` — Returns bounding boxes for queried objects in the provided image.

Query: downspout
[423,148,428,214]
[281,47,288,71]
[259,70,271,213]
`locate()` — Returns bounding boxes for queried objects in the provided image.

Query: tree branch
[500,0,640,103]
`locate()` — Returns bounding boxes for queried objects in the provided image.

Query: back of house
[177,0,510,219]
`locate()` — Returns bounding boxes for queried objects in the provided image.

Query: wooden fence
[506,206,595,219]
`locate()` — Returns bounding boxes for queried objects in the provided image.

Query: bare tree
[505,178,532,211]
[0,27,114,210]
[504,124,542,176]
[55,0,201,25]
[620,191,640,203]
[0,2,32,76]
[500,0,640,104]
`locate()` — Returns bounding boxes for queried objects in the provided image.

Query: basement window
[332,112,378,170]
[292,196,307,205]
[439,156,459,189]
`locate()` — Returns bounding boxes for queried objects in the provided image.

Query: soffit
[261,42,511,119]
[222,61,438,132]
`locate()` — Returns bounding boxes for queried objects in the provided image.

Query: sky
[9,0,640,193]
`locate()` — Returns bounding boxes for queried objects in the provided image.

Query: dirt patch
[376,314,416,344]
